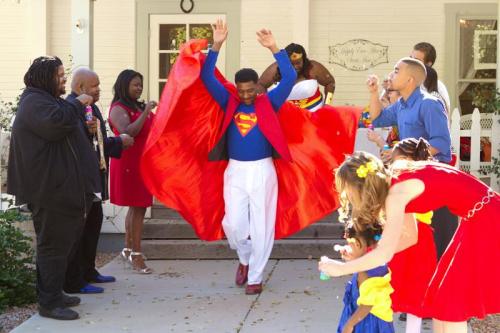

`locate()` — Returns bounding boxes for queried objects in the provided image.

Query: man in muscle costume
[258,43,335,112]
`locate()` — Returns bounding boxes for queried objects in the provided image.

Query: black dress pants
[431,206,459,260]
[64,199,101,292]
[30,204,85,309]
[81,201,104,281]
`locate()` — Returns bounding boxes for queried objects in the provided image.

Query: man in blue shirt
[366,57,457,282]
[366,57,451,163]
[200,20,296,295]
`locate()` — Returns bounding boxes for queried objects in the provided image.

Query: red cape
[141,39,361,241]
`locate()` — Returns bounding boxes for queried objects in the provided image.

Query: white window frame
[455,15,497,111]
[149,14,226,102]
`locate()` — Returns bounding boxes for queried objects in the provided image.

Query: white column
[291,0,309,52]
[27,0,47,59]
[71,0,93,68]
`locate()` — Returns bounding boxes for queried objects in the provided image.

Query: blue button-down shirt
[372,88,451,162]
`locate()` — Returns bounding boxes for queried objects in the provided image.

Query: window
[457,18,497,115]
[149,14,226,101]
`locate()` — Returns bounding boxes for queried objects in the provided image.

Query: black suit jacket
[67,92,123,201]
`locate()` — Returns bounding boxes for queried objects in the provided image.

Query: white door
[149,14,226,102]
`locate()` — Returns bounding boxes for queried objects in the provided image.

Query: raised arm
[318,179,424,277]
[366,74,383,120]
[257,29,297,109]
[200,19,229,108]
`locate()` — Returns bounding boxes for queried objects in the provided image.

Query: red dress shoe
[245,283,263,295]
[235,263,249,286]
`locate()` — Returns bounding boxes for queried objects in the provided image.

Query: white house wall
[309,0,498,107]
[48,0,71,81]
[93,0,135,110]
[0,1,31,102]
[3,0,497,109]
[239,0,296,72]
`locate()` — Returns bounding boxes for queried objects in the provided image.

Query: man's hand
[256,29,279,54]
[380,93,391,108]
[366,74,379,94]
[211,19,228,52]
[86,116,98,135]
[119,133,134,149]
[76,94,93,106]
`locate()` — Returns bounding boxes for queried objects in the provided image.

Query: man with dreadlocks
[258,43,336,111]
[8,56,100,320]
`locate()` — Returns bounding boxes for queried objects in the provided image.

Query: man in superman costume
[140,20,361,294]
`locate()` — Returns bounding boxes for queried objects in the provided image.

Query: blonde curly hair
[335,152,391,231]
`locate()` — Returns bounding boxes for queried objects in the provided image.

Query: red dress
[389,219,437,318]
[109,101,154,207]
[392,163,500,321]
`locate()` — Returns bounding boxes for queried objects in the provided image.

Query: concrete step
[150,206,182,219]
[143,218,345,239]
[150,206,341,224]
[142,239,343,260]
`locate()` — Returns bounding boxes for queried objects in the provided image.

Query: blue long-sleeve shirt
[372,88,451,162]
[201,49,296,161]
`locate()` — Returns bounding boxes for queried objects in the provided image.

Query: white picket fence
[450,107,500,191]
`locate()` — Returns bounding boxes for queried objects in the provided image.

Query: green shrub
[0,210,36,313]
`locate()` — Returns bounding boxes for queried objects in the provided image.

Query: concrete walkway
[12,258,437,333]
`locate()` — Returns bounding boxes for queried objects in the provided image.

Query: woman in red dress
[319,139,500,333]
[109,70,156,274]
[386,139,437,333]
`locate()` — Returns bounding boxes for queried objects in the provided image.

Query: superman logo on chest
[233,112,258,137]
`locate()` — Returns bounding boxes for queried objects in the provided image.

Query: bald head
[71,67,100,102]
[399,57,427,86]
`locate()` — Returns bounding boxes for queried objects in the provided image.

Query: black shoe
[399,313,407,321]
[39,306,79,320]
[62,294,81,307]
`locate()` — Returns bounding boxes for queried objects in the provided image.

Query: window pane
[159,24,186,50]
[189,24,213,49]
[159,81,166,99]
[459,82,496,115]
[159,53,179,79]
[459,19,497,79]
[477,32,497,64]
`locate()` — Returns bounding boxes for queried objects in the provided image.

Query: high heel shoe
[120,248,132,267]
[129,252,153,274]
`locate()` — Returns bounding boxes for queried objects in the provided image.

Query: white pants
[222,158,278,284]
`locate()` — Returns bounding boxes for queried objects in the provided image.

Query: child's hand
[318,257,346,277]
